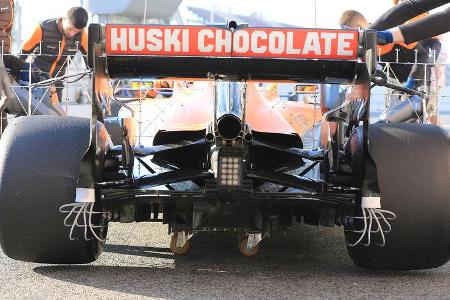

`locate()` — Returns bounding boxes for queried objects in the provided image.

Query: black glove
[429,39,441,59]
[430,39,441,52]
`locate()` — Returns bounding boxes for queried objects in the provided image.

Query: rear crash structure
[0,22,449,270]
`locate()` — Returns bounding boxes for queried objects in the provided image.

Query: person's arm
[370,0,448,30]
[399,7,450,43]
[80,30,88,67]
[80,30,88,55]
[20,24,43,60]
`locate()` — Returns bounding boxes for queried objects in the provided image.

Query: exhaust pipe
[217,114,242,140]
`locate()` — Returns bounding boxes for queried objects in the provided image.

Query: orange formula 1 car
[0,23,449,271]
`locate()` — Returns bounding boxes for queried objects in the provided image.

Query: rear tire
[346,123,450,270]
[0,116,106,263]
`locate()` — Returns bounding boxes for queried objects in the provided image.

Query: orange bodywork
[262,83,322,136]
[137,80,322,137]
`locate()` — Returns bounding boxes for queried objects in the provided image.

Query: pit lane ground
[0,222,449,299]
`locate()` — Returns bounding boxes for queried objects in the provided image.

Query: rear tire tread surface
[0,115,105,264]
[346,123,450,270]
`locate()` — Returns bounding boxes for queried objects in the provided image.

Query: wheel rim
[239,237,259,257]
[169,232,191,255]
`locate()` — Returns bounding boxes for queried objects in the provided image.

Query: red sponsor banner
[105,25,359,60]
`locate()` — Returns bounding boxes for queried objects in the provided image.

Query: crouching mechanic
[19,6,88,102]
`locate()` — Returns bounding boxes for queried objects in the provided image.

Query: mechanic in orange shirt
[19,7,88,102]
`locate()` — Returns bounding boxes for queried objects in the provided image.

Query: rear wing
[89,23,377,83]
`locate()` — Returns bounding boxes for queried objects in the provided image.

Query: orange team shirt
[21,23,88,75]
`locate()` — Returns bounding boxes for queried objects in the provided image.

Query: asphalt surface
[1,222,449,300]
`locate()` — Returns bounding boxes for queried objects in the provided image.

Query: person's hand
[376,30,393,45]
[346,83,369,101]
[49,85,59,104]
[403,77,418,90]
